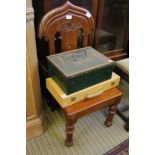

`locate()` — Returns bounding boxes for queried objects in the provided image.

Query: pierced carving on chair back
[39,1,95,55]
[57,20,82,31]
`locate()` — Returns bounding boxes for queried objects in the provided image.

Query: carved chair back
[39,1,95,55]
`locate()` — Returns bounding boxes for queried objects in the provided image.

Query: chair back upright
[39,1,95,55]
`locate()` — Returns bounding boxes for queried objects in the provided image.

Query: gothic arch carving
[39,1,95,54]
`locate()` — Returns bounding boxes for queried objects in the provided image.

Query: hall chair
[38,1,122,146]
[115,58,129,131]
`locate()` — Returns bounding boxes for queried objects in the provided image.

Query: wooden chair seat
[63,87,122,146]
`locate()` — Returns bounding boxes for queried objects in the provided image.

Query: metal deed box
[46,72,120,108]
[47,47,114,95]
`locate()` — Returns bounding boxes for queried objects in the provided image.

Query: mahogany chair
[38,1,122,146]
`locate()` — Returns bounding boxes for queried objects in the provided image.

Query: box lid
[47,47,114,77]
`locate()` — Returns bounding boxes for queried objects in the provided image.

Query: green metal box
[47,47,114,95]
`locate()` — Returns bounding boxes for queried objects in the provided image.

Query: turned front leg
[65,115,77,146]
[105,105,117,127]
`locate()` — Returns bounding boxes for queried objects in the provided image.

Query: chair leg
[124,118,129,132]
[105,105,117,127]
[65,122,75,146]
[65,115,77,146]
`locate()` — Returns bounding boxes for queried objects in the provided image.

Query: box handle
[86,89,104,99]
[72,49,86,61]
